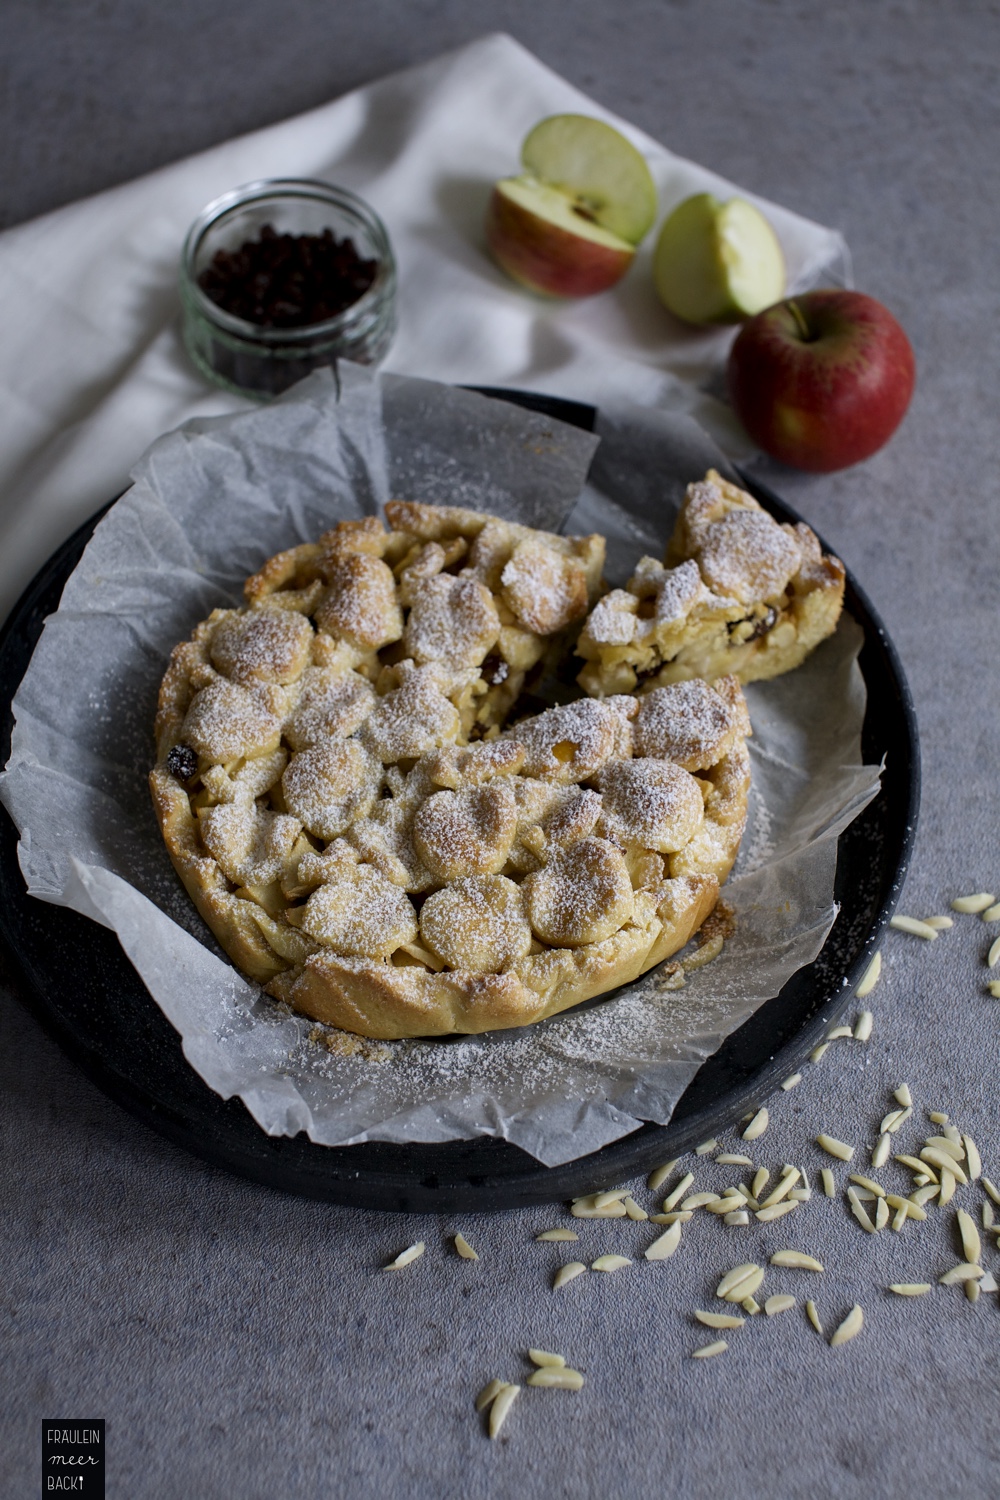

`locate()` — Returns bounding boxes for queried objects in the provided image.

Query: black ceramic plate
[0,392,919,1213]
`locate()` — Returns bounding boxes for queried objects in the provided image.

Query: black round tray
[0,393,919,1213]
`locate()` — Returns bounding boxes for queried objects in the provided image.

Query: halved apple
[653,193,786,324]
[486,114,657,298]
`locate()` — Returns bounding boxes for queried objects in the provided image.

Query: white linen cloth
[0,31,848,625]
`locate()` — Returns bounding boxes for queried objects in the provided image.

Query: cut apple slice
[521,114,658,245]
[653,193,786,325]
[486,177,637,297]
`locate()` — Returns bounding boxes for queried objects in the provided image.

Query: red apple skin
[485,185,634,298]
[727,290,916,472]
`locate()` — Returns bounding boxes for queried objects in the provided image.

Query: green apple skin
[485,180,636,297]
[654,193,786,324]
[727,290,916,472]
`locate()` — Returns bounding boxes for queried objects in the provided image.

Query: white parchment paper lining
[0,367,880,1167]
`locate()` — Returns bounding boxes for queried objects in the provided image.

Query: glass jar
[180,179,397,400]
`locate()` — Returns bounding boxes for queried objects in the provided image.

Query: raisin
[481,653,509,686]
[166,744,199,781]
[197,224,377,328]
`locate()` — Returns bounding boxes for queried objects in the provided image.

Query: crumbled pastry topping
[153,496,763,1038]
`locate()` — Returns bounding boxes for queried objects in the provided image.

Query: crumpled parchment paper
[0,365,880,1167]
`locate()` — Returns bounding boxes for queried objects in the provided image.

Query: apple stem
[787,299,813,342]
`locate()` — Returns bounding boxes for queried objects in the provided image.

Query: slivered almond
[805,1299,823,1333]
[692,1340,727,1358]
[928,1110,949,1125]
[922,915,953,929]
[528,1349,565,1368]
[724,1210,750,1226]
[741,1296,761,1315]
[889,1283,931,1296]
[817,1134,854,1161]
[827,1026,854,1040]
[476,1379,507,1412]
[716,1154,753,1166]
[821,1169,836,1197]
[759,1169,801,1209]
[647,1159,679,1192]
[644,1223,682,1261]
[886,1193,926,1221]
[810,1043,829,1063]
[591,1255,631,1273]
[752,1168,770,1199]
[681,1193,723,1210]
[951,892,995,914]
[921,1148,968,1183]
[782,1074,802,1090]
[662,1172,695,1211]
[764,1295,796,1316]
[770,1250,823,1271]
[989,935,1000,968]
[924,1135,964,1160]
[454,1233,478,1260]
[855,950,882,998]
[963,1136,982,1179]
[570,1200,627,1219]
[848,1189,876,1233]
[981,902,1000,922]
[896,1153,937,1180]
[939,1263,984,1285]
[385,1241,425,1269]
[527,1368,584,1390]
[889,915,938,939]
[872,1134,892,1169]
[910,1185,939,1207]
[536,1229,579,1242]
[891,1202,908,1231]
[695,1139,718,1156]
[489,1384,520,1438]
[649,1211,693,1225]
[854,1011,874,1041]
[716,1263,764,1302]
[893,1083,913,1108]
[957,1208,981,1264]
[756,1201,797,1223]
[881,1106,913,1134]
[849,1174,886,1197]
[623,1196,648,1222]
[830,1304,864,1346]
[874,1197,890,1231]
[982,1178,1000,1208]
[694,1311,744,1330]
[742,1108,769,1142]
[553,1262,586,1290]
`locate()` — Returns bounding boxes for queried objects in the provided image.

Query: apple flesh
[653,193,786,324]
[727,290,916,472]
[486,113,657,297]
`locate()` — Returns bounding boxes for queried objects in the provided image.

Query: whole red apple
[727,290,915,472]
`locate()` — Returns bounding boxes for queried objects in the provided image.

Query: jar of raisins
[180,179,397,399]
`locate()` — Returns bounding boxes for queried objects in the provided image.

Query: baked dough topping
[151,499,757,1040]
[577,468,844,696]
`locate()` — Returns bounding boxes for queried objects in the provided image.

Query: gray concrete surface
[3,2,1000,1496]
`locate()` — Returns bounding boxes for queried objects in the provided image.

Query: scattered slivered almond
[476,1379,507,1413]
[987,935,1000,968]
[645,1223,682,1261]
[591,1255,631,1273]
[770,1250,823,1271]
[454,1233,479,1260]
[385,1241,425,1270]
[982,1202,994,1230]
[890,915,938,940]
[716,1154,753,1166]
[695,1139,718,1156]
[848,1189,876,1234]
[874,1197,890,1231]
[980,902,1000,922]
[724,1211,750,1226]
[966,1280,980,1304]
[881,1106,913,1134]
[981,1178,1000,1208]
[921,1148,968,1183]
[855,950,882,998]
[790,1188,812,1203]
[849,1174,886,1197]
[889,1283,931,1296]
[891,1202,909,1231]
[782,1074,802,1090]
[751,1167,769,1199]
[988,980,1000,998]
[623,1196,648,1222]
[716,1263,764,1302]
[527,1368,584,1390]
[695,1311,744,1330]
[939,1263,985,1285]
[896,1153,936,1180]
[894,1083,913,1108]
[647,1159,680,1193]
[910,1185,939,1207]
[662,1172,696,1211]
[810,1042,829,1063]
[854,1011,874,1042]
[924,1135,964,1159]
[922,915,953,930]
[742,1108,769,1141]
[872,1134,892,1169]
[886,1193,925,1221]
[817,1134,854,1161]
[805,1299,823,1334]
[650,1210,694,1225]
[758,1168,800,1209]
[536,1229,579,1242]
[956,1208,981,1264]
[951,892,995,914]
[681,1192,723,1210]
[489,1384,520,1438]
[827,1026,854,1040]
[821,1169,836,1197]
[962,1137,982,1178]
[830,1304,864,1347]
[692,1340,728,1359]
[764,1295,796,1316]
[553,1263,587,1290]
[742,1296,762,1315]
[928,1110,949,1125]
[570,1203,628,1219]
[590,1189,629,1209]
[756,1202,798,1223]
[528,1349,565,1368]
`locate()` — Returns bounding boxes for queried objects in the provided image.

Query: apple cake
[150,501,752,1040]
[576,468,845,696]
